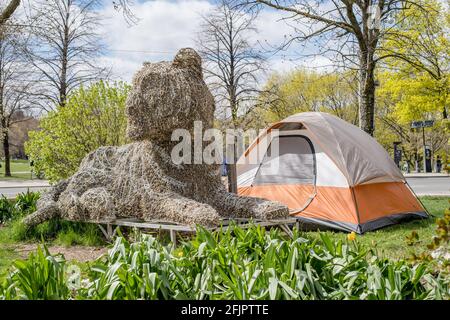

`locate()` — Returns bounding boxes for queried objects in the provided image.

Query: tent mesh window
[253,135,315,186]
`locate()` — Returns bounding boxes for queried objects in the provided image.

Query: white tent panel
[253,135,315,186]
[236,130,276,187]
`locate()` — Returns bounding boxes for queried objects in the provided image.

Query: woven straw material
[24,48,289,227]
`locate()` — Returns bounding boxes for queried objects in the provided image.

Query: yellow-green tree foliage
[375,0,449,165]
[25,81,130,183]
[379,0,449,123]
[259,69,358,125]
[379,73,449,124]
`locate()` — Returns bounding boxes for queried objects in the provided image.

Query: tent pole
[350,186,362,234]
[405,181,431,216]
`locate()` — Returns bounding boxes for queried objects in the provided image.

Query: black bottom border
[1,300,445,319]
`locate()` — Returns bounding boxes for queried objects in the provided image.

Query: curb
[404,174,449,178]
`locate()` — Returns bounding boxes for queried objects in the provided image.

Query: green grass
[0,160,31,171]
[0,225,17,282]
[303,196,449,260]
[54,224,105,247]
[0,160,33,180]
[4,218,104,247]
[0,221,104,283]
[0,246,15,283]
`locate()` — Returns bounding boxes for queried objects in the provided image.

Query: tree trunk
[226,102,238,194]
[359,53,376,136]
[3,129,10,177]
[59,8,70,107]
[226,139,238,194]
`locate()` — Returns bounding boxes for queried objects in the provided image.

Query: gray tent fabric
[275,112,405,186]
[253,136,315,186]
[296,212,428,234]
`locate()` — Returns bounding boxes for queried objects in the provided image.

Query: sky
[97,0,332,82]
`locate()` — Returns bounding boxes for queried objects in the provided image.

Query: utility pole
[422,126,426,173]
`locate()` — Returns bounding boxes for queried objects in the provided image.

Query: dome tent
[237,112,427,233]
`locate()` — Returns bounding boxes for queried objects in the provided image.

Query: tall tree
[112,0,138,25]
[196,0,266,129]
[245,0,425,136]
[375,0,449,169]
[376,79,447,171]
[0,23,35,176]
[260,69,359,124]
[196,0,266,192]
[5,111,39,160]
[25,0,107,110]
[380,0,449,120]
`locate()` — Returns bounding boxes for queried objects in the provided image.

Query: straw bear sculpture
[23,48,289,227]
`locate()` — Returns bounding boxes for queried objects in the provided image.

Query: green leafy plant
[0,191,40,224]
[14,191,40,216]
[410,202,450,272]
[3,224,447,300]
[0,191,104,247]
[1,245,70,300]
[0,196,15,224]
[78,226,450,300]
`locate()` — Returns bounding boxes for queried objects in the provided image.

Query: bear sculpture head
[125,48,215,142]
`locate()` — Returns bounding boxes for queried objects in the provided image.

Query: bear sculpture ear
[172,48,203,79]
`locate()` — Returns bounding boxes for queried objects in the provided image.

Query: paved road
[405,177,449,196]
[0,176,448,198]
[0,186,51,198]
[0,179,51,198]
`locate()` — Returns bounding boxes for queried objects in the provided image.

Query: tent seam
[317,112,354,186]
[350,186,362,229]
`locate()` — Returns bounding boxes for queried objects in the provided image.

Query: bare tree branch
[0,0,20,25]
[23,0,109,108]
[240,0,426,136]
[196,0,266,129]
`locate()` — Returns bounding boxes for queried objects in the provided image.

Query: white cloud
[97,0,333,82]
[268,58,299,74]
[98,0,214,81]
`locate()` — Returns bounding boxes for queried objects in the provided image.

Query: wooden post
[226,135,238,193]
[97,224,108,240]
[107,224,113,241]
[279,224,294,239]
[170,230,177,248]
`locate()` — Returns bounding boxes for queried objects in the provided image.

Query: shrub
[25,81,130,182]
